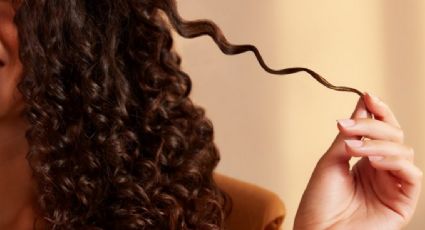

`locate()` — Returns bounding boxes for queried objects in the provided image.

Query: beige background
[175,0,425,229]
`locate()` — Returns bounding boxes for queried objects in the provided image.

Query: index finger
[363,92,401,128]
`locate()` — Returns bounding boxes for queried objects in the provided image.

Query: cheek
[0,64,24,121]
[0,5,25,121]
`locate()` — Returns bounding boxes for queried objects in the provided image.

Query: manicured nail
[358,110,368,118]
[337,119,355,127]
[344,140,363,148]
[368,156,384,162]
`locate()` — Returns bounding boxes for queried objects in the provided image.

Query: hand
[294,93,422,230]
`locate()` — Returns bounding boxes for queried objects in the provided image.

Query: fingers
[370,158,422,185]
[327,92,422,208]
[342,92,422,200]
[346,139,422,199]
[350,97,369,120]
[371,157,422,199]
[333,98,368,144]
[344,139,414,162]
[363,92,401,128]
[323,98,369,163]
[338,118,404,143]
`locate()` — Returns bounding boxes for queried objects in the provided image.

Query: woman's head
[9,0,227,228]
[0,0,23,123]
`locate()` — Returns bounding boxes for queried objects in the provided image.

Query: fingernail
[344,140,363,148]
[358,110,368,118]
[337,119,356,127]
[368,156,384,162]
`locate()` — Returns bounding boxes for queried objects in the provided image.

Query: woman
[0,0,422,229]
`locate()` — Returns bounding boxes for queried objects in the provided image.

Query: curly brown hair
[12,0,363,228]
[13,0,231,229]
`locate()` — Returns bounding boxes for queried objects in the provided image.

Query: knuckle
[408,146,415,155]
[406,146,415,160]
[416,169,423,180]
[396,128,405,142]
[381,104,396,120]
[380,101,391,112]
[362,139,373,148]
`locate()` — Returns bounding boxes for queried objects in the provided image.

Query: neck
[0,116,38,229]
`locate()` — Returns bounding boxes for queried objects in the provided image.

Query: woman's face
[0,0,24,122]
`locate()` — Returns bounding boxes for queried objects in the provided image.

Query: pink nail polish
[369,156,384,161]
[344,140,363,148]
[358,110,368,118]
[337,119,355,127]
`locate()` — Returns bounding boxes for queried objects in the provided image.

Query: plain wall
[174,0,425,229]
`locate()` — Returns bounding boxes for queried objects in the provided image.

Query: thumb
[321,96,369,164]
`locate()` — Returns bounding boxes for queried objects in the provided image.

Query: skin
[294,94,423,230]
[0,1,41,229]
[0,0,422,229]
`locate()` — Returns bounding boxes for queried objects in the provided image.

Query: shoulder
[214,173,285,230]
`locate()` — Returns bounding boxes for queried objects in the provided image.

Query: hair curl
[13,0,363,228]
[14,0,231,229]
